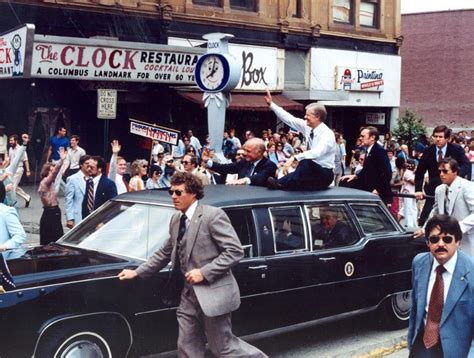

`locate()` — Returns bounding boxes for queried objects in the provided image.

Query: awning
[178,91,304,112]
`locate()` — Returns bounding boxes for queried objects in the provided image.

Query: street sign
[97,89,117,119]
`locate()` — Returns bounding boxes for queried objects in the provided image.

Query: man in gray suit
[415,158,474,257]
[118,172,266,357]
[64,155,91,229]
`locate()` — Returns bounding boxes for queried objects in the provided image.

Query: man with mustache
[408,215,474,357]
[414,158,474,257]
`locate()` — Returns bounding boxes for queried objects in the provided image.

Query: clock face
[199,55,225,91]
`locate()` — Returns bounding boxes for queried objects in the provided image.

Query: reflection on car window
[270,207,306,253]
[307,205,358,249]
[58,202,175,260]
[225,209,255,258]
[350,204,396,234]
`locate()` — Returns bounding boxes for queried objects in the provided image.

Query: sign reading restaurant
[335,66,384,92]
[31,42,201,84]
[0,24,34,78]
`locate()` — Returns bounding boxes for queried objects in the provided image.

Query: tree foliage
[392,109,427,151]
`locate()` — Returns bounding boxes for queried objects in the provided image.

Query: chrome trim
[33,311,133,357]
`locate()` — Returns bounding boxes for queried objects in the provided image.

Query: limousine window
[350,204,397,234]
[225,208,256,258]
[307,205,358,249]
[59,202,175,260]
[270,207,306,252]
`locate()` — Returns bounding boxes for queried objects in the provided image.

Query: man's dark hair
[79,154,91,167]
[9,134,18,143]
[439,157,459,174]
[184,154,198,168]
[91,156,106,171]
[433,125,451,139]
[387,149,394,155]
[170,171,204,199]
[364,126,379,138]
[150,164,162,176]
[71,135,80,142]
[56,126,66,134]
[0,181,5,202]
[425,214,463,242]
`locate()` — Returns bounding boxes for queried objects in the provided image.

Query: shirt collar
[432,250,458,275]
[92,174,102,185]
[438,144,447,155]
[366,143,375,154]
[184,200,199,221]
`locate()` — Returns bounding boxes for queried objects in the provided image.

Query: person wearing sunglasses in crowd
[146,165,166,189]
[158,154,177,189]
[408,214,474,358]
[129,159,148,192]
[414,158,474,257]
[180,154,209,186]
[118,172,267,357]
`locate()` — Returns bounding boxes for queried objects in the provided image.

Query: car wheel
[37,328,114,358]
[379,290,412,329]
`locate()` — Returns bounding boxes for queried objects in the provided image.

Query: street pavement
[16,183,410,358]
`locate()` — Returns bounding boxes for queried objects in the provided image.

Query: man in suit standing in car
[408,214,474,357]
[202,137,277,187]
[415,125,471,226]
[118,172,266,357]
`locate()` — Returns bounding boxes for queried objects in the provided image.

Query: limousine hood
[5,243,128,288]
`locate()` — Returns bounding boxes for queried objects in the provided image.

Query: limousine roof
[115,185,380,208]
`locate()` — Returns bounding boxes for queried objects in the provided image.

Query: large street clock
[195,53,240,93]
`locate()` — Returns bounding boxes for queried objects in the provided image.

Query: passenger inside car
[310,207,356,249]
[275,219,302,251]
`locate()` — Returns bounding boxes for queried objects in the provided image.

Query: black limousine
[0,186,426,357]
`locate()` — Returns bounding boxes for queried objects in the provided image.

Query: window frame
[332,0,354,25]
[229,0,257,12]
[359,0,379,28]
[268,205,309,254]
[349,203,400,237]
[224,207,258,259]
[192,0,222,6]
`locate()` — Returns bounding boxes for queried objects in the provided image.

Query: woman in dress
[129,159,148,191]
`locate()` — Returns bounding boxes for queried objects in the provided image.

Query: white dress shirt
[424,251,458,324]
[183,200,199,229]
[270,103,336,169]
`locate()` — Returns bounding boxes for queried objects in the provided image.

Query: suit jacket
[81,174,118,218]
[136,204,244,317]
[353,143,393,203]
[211,157,277,187]
[408,251,474,357]
[0,203,27,249]
[312,222,354,248]
[429,177,474,257]
[65,171,86,224]
[415,143,471,194]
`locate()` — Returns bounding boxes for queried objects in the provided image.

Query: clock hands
[206,59,219,79]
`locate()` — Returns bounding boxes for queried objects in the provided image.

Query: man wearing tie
[81,156,117,219]
[264,90,336,190]
[118,172,266,357]
[414,158,474,257]
[415,125,471,226]
[408,214,474,357]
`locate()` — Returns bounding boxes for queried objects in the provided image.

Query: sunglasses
[166,160,174,164]
[182,161,191,165]
[428,235,454,244]
[236,153,244,156]
[168,189,185,196]
[438,169,450,174]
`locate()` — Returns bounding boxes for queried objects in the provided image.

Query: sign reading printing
[336,66,384,92]
[129,119,179,145]
[366,112,386,125]
[97,89,117,119]
[32,42,199,84]
[0,25,29,78]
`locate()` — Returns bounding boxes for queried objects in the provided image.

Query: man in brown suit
[118,172,266,357]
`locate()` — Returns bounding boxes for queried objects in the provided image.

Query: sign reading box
[366,112,386,125]
[129,119,179,146]
[97,89,117,119]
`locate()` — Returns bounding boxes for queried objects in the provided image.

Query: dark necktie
[437,149,443,162]
[86,178,94,215]
[173,214,187,276]
[444,186,450,214]
[245,163,255,178]
[423,265,446,349]
[309,129,314,148]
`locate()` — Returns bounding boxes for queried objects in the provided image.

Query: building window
[230,0,256,11]
[332,0,353,24]
[360,0,378,27]
[289,0,303,18]
[193,0,221,6]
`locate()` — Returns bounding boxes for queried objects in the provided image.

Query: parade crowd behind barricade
[1,100,474,251]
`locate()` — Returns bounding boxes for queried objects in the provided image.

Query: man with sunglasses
[181,154,209,185]
[118,172,266,357]
[408,214,474,358]
[414,158,474,257]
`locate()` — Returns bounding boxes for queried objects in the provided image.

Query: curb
[353,337,407,358]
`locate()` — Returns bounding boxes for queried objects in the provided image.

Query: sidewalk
[17,183,67,246]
